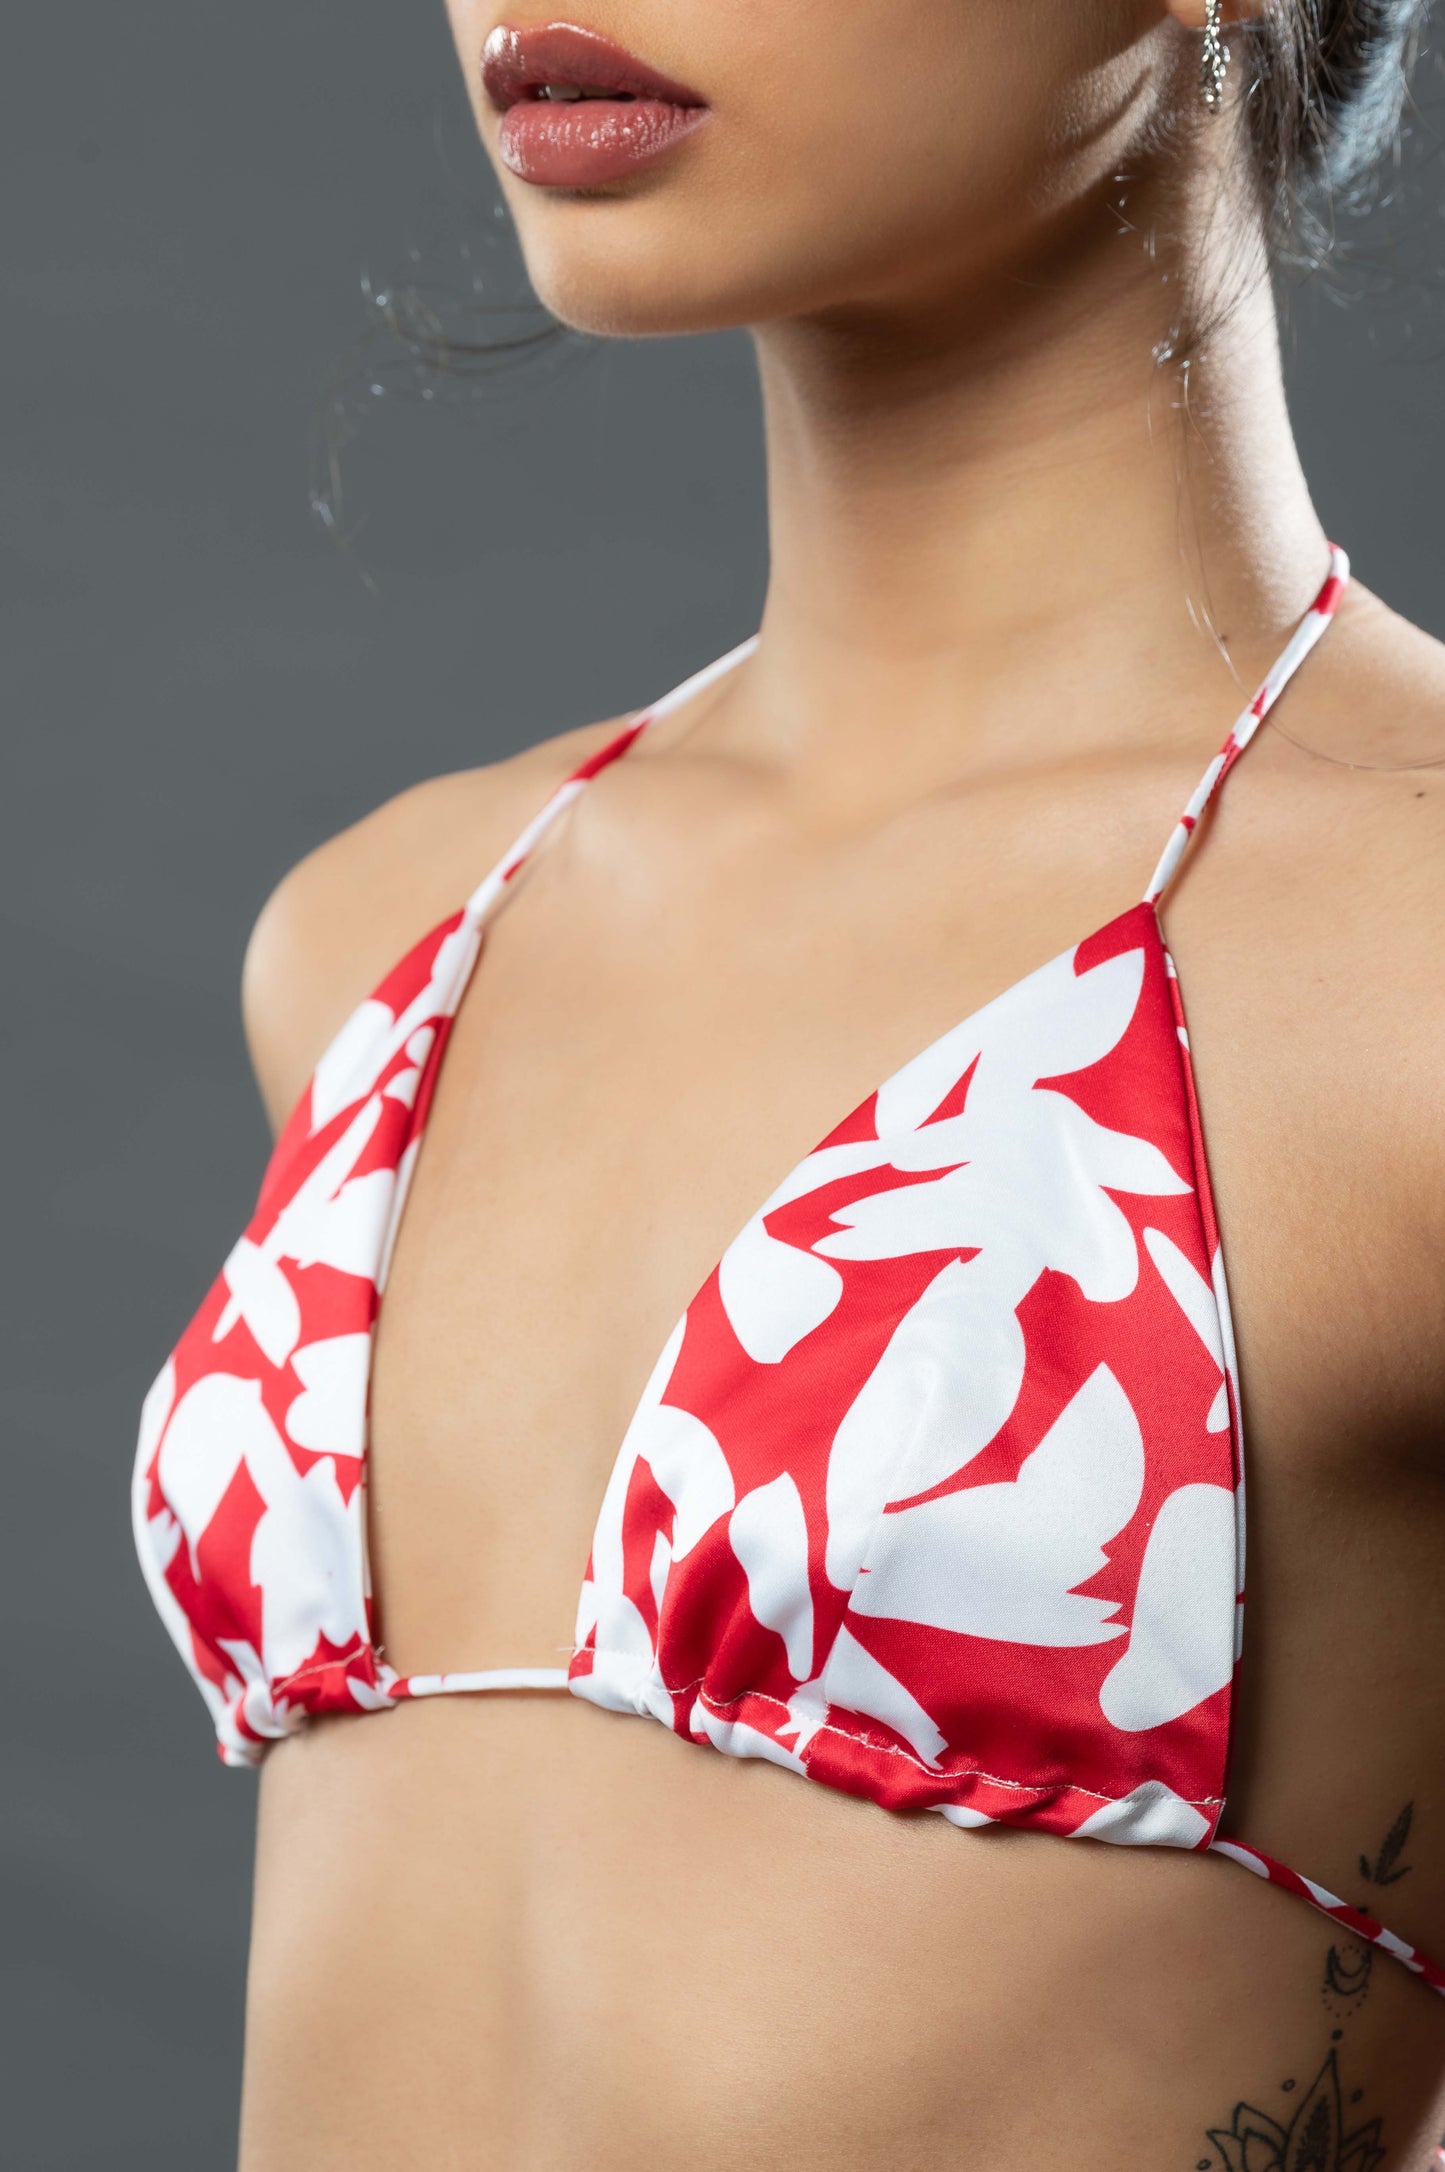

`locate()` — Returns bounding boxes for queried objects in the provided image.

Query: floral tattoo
[1201,2045,1384,2172]
[1196,1808,1424,2170]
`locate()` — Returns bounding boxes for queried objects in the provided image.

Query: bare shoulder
[1274,581,1445,925]
[1184,577,1445,1148]
[1252,579,1445,1143]
[241,715,631,1134]
[1317,581,1445,768]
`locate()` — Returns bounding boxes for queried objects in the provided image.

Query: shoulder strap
[463,633,760,924]
[1142,544,1350,906]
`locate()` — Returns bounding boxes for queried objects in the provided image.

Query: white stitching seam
[570,1656,1226,1812]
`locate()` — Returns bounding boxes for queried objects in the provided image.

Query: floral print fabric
[131,544,1445,1995]
[572,903,1238,1844]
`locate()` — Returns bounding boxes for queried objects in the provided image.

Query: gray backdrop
[5,7,1443,2167]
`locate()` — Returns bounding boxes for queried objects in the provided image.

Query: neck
[733,173,1328,794]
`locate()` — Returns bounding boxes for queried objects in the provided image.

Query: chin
[510,191,933,341]
[527,260,728,340]
[513,219,777,341]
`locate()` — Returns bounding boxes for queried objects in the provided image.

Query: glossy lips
[482,21,709,187]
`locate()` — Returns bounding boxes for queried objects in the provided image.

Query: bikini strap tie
[1143,543,1350,907]
[463,636,760,926]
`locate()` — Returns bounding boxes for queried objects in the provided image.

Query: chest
[376,804,1414,1390]
[361,825,1437,1852]
[360,810,1430,1695]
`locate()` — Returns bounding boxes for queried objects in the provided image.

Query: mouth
[481,20,710,187]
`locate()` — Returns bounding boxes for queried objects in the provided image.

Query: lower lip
[498,98,709,187]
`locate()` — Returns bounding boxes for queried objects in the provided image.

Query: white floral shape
[1042,1096,1193,1288]
[384,1069,421,1110]
[821,943,1186,1351]
[381,1026,438,1111]
[640,1401,737,1561]
[1144,1226,1230,1429]
[131,1364,250,1745]
[1071,1779,1211,1849]
[849,1363,1144,1646]
[212,1634,282,1759]
[718,1216,845,1364]
[988,943,1148,1086]
[820,1622,947,1766]
[310,999,396,1132]
[284,1335,372,1459]
[133,1359,181,1552]
[217,1236,302,1368]
[306,922,479,1136]
[873,944,1146,1137]
[586,1590,654,1672]
[248,1450,370,1685]
[213,1094,387,1355]
[871,1014,989,1141]
[1143,1227,1223,1365]
[275,1168,397,1279]
[284,1090,385,1219]
[585,1320,735,1693]
[156,1372,370,1684]
[347,1674,399,1713]
[712,944,1174,1381]
[157,1371,275,1579]
[817,1097,1187,1300]
[824,1255,1026,1591]
[1097,1481,1237,1732]
[715,1135,899,1362]
[729,1473,814,1679]
[132,1357,188,1595]
[137,1356,177,1474]
[775,1675,829,1761]
[688,1698,809,1776]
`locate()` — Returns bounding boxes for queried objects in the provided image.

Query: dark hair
[1244,0,1432,262]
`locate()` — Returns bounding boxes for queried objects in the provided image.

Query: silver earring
[1200,0,1230,110]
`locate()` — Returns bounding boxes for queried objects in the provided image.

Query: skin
[234,1,1445,2163]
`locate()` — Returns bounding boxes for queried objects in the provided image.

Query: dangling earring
[1200,0,1230,111]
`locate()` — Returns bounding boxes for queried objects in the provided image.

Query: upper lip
[481,20,707,112]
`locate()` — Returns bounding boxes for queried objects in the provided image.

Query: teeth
[536,82,637,101]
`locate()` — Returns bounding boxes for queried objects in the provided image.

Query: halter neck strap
[462,550,1350,929]
[462,635,760,924]
[1142,544,1350,906]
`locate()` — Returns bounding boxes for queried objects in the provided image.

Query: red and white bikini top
[131,544,1444,1996]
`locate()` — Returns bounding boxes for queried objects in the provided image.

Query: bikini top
[131,543,1444,1997]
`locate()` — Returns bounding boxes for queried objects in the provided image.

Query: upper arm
[239,721,627,1137]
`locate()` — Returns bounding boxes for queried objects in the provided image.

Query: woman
[132,2,1445,2162]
